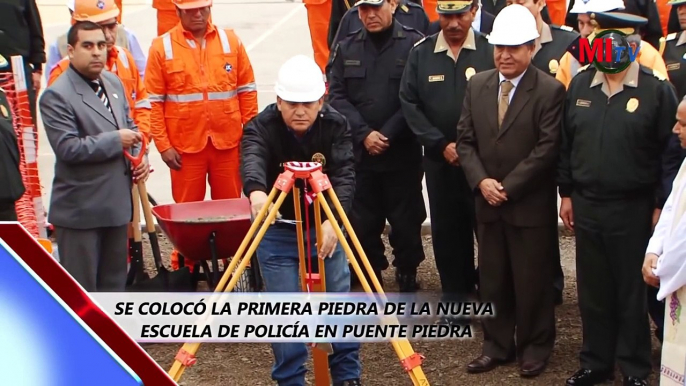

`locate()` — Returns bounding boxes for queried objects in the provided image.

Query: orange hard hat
[173,0,212,10]
[72,0,120,23]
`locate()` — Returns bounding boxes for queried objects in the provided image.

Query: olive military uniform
[328,0,430,50]
[558,62,678,381]
[327,19,427,288]
[530,22,579,304]
[399,28,494,302]
[0,87,25,220]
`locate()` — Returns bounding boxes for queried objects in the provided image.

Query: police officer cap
[488,4,539,46]
[354,0,385,6]
[582,0,625,13]
[436,0,474,14]
[668,0,686,6]
[589,12,648,30]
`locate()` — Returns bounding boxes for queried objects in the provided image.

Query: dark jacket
[0,0,45,71]
[0,88,25,203]
[457,65,566,227]
[240,103,356,224]
[427,9,495,36]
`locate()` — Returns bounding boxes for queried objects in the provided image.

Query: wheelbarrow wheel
[229,255,262,292]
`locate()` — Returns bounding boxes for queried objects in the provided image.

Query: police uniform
[558,12,678,386]
[399,1,494,304]
[327,4,426,290]
[663,31,686,99]
[0,87,25,221]
[328,0,430,50]
[532,23,579,77]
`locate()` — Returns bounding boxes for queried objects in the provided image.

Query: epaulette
[639,65,667,81]
[577,64,591,73]
[400,4,409,12]
[413,36,428,47]
[551,24,575,33]
[666,32,678,41]
[348,27,362,37]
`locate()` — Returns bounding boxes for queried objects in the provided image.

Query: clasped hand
[479,178,507,206]
[364,131,388,156]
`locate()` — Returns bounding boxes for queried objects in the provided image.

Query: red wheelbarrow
[151,198,262,292]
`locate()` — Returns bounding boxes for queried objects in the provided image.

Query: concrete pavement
[33,0,562,230]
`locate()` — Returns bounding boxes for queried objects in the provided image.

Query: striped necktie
[92,80,113,116]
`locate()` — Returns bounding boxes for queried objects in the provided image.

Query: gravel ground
[137,231,662,386]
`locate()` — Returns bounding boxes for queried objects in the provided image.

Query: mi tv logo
[579,30,640,73]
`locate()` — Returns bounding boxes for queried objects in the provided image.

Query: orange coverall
[305,0,332,74]
[546,0,567,26]
[145,23,258,269]
[115,0,122,23]
[423,0,438,22]
[153,0,180,36]
[656,0,671,36]
[47,46,151,140]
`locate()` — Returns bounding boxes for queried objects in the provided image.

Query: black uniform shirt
[328,0,429,50]
[533,23,579,77]
[663,31,686,100]
[327,20,424,171]
[0,87,25,203]
[558,62,678,206]
[0,0,45,71]
[399,28,495,161]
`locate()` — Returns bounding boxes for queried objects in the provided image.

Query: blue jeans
[256,225,362,386]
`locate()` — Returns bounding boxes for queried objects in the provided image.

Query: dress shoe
[519,360,547,377]
[466,355,510,373]
[623,376,648,386]
[396,270,420,292]
[334,379,362,386]
[566,369,614,385]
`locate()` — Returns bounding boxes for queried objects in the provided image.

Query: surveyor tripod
[168,162,430,386]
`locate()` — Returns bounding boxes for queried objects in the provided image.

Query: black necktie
[92,80,113,116]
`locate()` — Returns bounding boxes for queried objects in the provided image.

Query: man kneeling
[240,55,361,386]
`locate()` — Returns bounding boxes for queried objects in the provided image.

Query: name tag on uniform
[576,99,591,107]
[428,75,445,82]
[344,60,360,66]
[668,63,681,71]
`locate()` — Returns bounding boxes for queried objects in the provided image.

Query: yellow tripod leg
[168,188,289,381]
[318,190,430,386]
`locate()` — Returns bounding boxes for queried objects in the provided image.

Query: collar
[499,68,527,87]
[678,31,686,47]
[434,28,477,59]
[357,20,406,41]
[179,22,216,46]
[590,61,640,95]
[69,63,99,84]
[534,23,553,56]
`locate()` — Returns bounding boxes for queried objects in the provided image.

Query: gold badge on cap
[465,67,476,80]
[0,105,7,118]
[549,59,559,74]
[626,98,639,113]
[312,152,326,166]
[0,55,7,68]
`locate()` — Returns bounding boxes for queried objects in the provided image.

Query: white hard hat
[569,0,587,14]
[583,0,625,13]
[67,0,74,11]
[274,55,326,103]
[488,4,540,46]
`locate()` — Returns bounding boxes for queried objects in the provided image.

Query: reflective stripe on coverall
[47,46,152,140]
[145,24,258,269]
[305,0,332,74]
[555,40,669,89]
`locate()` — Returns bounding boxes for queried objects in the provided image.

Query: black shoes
[623,377,648,386]
[566,369,614,385]
[334,379,362,386]
[396,269,419,292]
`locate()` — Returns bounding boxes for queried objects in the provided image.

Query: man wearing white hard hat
[240,55,361,386]
[456,4,565,377]
[558,10,679,386]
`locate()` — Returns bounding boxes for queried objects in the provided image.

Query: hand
[478,178,507,206]
[443,143,459,165]
[364,131,389,155]
[32,72,42,90]
[559,197,574,232]
[642,253,660,288]
[317,220,338,259]
[119,129,142,148]
[249,191,281,223]
[161,148,182,171]
[652,208,662,230]
[132,156,150,183]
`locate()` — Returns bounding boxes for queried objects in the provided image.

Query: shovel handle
[124,135,147,167]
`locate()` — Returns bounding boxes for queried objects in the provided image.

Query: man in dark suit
[457,4,565,376]
[39,21,149,292]
[427,0,495,35]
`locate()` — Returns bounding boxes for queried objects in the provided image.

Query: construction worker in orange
[145,0,258,270]
[545,0,567,26]
[305,0,332,74]
[115,0,122,23]
[47,0,151,141]
[423,0,438,21]
[153,0,181,36]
